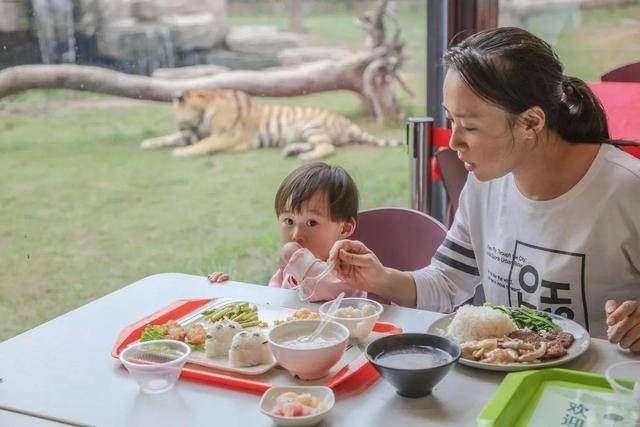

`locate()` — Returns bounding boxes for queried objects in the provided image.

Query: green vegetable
[140,325,166,342]
[484,303,560,333]
[239,320,260,328]
[203,302,261,327]
[188,343,205,352]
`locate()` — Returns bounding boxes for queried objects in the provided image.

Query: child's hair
[274,162,359,222]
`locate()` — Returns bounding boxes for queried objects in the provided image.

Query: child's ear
[340,219,356,239]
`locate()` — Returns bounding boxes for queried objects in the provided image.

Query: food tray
[477,368,640,426]
[112,298,402,397]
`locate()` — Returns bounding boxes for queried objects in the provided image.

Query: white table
[0,273,635,426]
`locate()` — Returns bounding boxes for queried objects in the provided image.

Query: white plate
[426,311,591,372]
[259,386,334,426]
[175,299,281,375]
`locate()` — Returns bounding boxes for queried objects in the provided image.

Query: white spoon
[300,292,345,343]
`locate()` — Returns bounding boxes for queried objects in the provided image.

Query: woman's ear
[340,218,356,239]
[519,106,546,138]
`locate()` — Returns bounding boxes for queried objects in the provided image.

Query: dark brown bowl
[365,333,461,398]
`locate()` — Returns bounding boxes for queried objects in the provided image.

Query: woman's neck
[512,134,601,201]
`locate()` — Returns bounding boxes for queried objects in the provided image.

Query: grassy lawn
[1,4,639,340]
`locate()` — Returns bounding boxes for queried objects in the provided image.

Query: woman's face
[443,69,532,182]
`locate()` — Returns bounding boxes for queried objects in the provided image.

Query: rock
[226,26,302,56]
[97,20,175,74]
[161,13,228,52]
[0,0,30,32]
[152,64,230,79]
[277,47,351,66]
[130,0,158,22]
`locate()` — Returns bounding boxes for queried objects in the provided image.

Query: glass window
[0,0,426,339]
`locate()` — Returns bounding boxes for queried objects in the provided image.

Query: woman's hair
[444,27,614,145]
[274,162,359,222]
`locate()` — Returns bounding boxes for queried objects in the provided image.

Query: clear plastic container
[605,360,640,404]
[319,297,383,344]
[119,339,191,394]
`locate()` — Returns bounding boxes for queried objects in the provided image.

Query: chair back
[351,208,447,303]
[601,61,640,83]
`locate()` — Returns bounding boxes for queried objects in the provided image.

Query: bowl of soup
[365,333,461,398]
[267,319,350,380]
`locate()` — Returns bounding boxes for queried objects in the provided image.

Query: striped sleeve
[410,180,482,313]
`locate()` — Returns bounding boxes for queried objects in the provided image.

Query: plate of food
[134,300,319,375]
[426,304,590,372]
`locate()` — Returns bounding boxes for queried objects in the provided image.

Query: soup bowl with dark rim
[365,333,461,398]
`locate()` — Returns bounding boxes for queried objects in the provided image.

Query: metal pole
[426,0,449,221]
[408,117,433,214]
[427,0,448,128]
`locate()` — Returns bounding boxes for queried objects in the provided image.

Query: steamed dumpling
[205,319,242,358]
[229,330,273,367]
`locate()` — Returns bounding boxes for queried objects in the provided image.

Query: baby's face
[278,192,355,261]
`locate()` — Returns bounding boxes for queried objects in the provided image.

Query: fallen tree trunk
[0,52,375,101]
[0,0,409,123]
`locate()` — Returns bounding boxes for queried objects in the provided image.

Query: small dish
[119,339,191,394]
[260,386,334,427]
[319,297,383,343]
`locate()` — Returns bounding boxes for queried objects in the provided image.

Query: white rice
[445,305,517,343]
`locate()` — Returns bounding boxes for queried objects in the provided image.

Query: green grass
[0,99,407,340]
[1,3,639,340]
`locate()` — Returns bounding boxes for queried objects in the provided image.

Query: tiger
[140,89,400,160]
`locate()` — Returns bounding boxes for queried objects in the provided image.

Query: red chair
[601,61,640,83]
[351,207,448,304]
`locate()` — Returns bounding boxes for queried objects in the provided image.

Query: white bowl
[319,297,383,343]
[119,340,191,394]
[260,386,334,427]
[267,319,349,380]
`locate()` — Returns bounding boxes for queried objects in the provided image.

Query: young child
[208,162,366,302]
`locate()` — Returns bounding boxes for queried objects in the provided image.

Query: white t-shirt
[411,144,640,338]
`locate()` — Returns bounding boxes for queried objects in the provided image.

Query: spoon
[300,292,345,343]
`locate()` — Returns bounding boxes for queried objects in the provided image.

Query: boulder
[226,26,302,56]
[277,47,351,66]
[0,0,30,32]
[161,13,228,52]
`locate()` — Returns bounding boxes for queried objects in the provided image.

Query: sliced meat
[481,348,518,364]
[553,331,575,349]
[541,341,567,360]
[164,320,186,342]
[186,324,207,345]
[508,330,543,345]
[518,341,547,362]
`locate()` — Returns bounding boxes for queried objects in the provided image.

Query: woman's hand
[606,299,640,354]
[207,272,230,283]
[328,239,388,293]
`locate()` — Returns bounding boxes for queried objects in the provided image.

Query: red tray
[112,298,402,398]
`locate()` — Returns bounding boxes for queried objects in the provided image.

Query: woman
[329,27,640,352]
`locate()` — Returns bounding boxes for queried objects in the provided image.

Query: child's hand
[280,242,302,269]
[207,272,230,283]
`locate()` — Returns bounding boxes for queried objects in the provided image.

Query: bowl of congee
[365,333,461,398]
[267,319,349,380]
